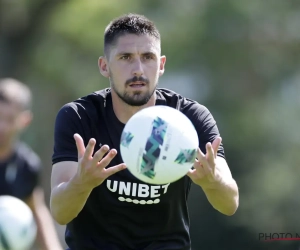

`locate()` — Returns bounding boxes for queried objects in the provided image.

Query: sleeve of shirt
[182,101,225,159]
[16,147,41,200]
[24,155,41,197]
[52,102,86,165]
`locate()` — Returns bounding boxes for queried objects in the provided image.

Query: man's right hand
[73,133,126,189]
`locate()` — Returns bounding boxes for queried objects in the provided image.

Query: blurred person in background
[0,78,63,250]
[50,13,239,250]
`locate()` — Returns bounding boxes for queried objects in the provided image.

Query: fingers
[196,147,206,162]
[186,168,196,177]
[196,147,212,170]
[92,145,113,166]
[187,138,222,181]
[206,137,222,162]
[196,146,214,173]
[74,135,126,184]
[94,147,126,177]
[206,142,214,162]
[104,163,127,178]
[82,138,96,163]
[212,137,222,158]
[74,133,85,158]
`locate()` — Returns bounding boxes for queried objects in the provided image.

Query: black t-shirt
[0,142,41,200]
[52,88,225,250]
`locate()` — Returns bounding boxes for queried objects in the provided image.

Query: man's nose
[132,59,144,77]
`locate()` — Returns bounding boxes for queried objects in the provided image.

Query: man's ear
[98,56,110,78]
[17,110,33,130]
[159,55,166,76]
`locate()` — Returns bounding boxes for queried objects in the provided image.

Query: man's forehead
[113,34,160,54]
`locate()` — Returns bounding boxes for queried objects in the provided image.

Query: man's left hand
[187,137,223,188]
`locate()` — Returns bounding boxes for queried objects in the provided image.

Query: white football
[0,195,37,250]
[120,105,199,185]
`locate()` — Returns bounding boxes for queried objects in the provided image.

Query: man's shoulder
[156,88,207,112]
[157,88,182,99]
[157,88,197,103]
[68,88,110,108]
[58,88,110,117]
[15,142,41,171]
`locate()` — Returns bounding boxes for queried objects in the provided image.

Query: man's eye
[144,55,153,60]
[120,55,130,60]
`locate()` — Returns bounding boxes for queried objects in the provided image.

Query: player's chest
[0,164,28,199]
[89,121,123,164]
[94,171,188,207]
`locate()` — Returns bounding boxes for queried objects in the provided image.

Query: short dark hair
[104,13,160,56]
[0,78,32,110]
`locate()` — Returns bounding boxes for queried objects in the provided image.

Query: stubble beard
[110,77,158,107]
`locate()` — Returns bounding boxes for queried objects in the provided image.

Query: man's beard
[110,75,157,106]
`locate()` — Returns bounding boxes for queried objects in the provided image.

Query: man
[0,78,63,250]
[50,13,239,250]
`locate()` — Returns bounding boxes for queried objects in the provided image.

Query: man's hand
[74,133,126,189]
[187,137,222,188]
[187,137,239,215]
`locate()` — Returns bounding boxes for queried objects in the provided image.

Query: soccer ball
[0,195,37,250]
[120,105,199,185]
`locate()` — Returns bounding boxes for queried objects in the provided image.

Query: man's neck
[111,91,156,124]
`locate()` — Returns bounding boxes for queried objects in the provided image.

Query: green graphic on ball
[140,117,168,179]
[175,149,197,164]
[121,131,134,148]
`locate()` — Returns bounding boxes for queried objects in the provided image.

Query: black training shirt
[52,88,225,250]
[0,142,41,200]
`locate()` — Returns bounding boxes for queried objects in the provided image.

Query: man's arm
[187,137,239,216]
[25,187,63,250]
[199,156,238,215]
[50,134,126,225]
[50,161,93,225]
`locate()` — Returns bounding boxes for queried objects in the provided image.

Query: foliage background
[1,0,299,249]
